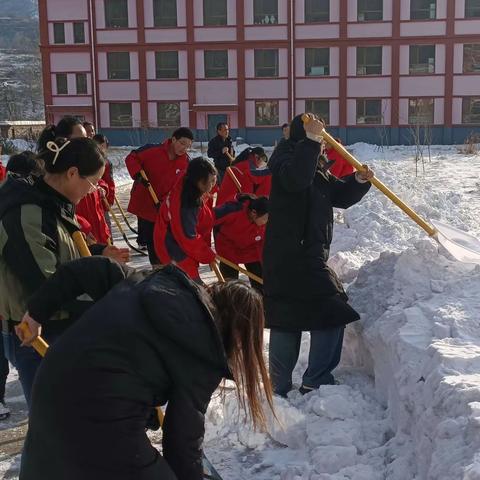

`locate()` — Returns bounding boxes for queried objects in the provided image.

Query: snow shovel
[102,198,148,256]
[140,169,161,209]
[301,114,480,264]
[114,194,138,235]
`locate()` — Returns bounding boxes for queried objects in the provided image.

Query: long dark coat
[263,132,371,331]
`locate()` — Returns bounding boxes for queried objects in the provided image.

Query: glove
[134,172,151,188]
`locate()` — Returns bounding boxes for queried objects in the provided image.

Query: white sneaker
[0,401,10,420]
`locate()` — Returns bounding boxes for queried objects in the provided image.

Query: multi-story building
[38,0,480,145]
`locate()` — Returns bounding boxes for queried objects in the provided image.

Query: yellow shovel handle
[17,323,49,358]
[140,169,160,207]
[72,231,93,257]
[210,261,225,283]
[226,167,242,192]
[301,115,436,237]
[216,255,264,285]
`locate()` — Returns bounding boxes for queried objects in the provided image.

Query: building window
[356,99,382,124]
[254,0,278,24]
[410,0,436,20]
[53,23,65,44]
[204,50,228,78]
[105,0,128,29]
[357,0,383,21]
[56,74,68,95]
[255,101,279,125]
[155,51,179,79]
[254,49,279,77]
[157,102,181,127]
[76,73,87,94]
[463,44,480,73]
[203,0,227,26]
[462,97,480,124]
[465,0,480,18]
[305,0,330,23]
[357,46,382,75]
[107,52,131,80]
[409,45,435,74]
[110,103,133,127]
[408,98,434,124]
[305,99,330,124]
[73,22,85,43]
[153,0,177,27]
[305,48,330,76]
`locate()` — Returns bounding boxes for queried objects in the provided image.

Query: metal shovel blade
[431,219,480,265]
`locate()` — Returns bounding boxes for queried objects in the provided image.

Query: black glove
[134,172,151,188]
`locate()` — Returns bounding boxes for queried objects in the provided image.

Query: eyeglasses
[81,176,99,193]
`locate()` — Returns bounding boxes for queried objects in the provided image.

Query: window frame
[305,48,330,76]
[408,98,435,125]
[204,50,229,78]
[356,46,383,76]
[254,49,279,78]
[461,97,480,124]
[305,99,330,124]
[53,23,65,44]
[203,0,228,26]
[304,0,330,23]
[463,44,480,73]
[153,0,178,27]
[109,102,133,127]
[357,0,383,21]
[157,101,181,127]
[409,44,436,75]
[107,52,131,80]
[76,73,88,95]
[465,0,480,18]
[356,98,383,125]
[56,73,68,95]
[72,22,85,44]
[253,0,279,25]
[410,0,437,20]
[255,100,280,126]
[155,51,179,79]
[104,0,129,29]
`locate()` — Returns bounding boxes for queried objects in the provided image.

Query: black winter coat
[207,134,234,172]
[20,258,230,480]
[263,137,371,331]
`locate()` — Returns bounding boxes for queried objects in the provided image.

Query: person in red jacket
[0,160,6,183]
[126,128,193,265]
[154,157,217,282]
[216,146,271,206]
[325,139,355,179]
[214,193,268,292]
[76,186,111,245]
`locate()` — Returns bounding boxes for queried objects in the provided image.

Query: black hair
[181,157,217,208]
[37,137,105,176]
[93,133,109,146]
[6,151,41,177]
[172,127,194,141]
[238,193,269,217]
[37,116,84,152]
[233,146,265,166]
[281,123,289,129]
[83,121,94,128]
[216,122,228,131]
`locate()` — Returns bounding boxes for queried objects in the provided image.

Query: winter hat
[251,146,266,157]
[288,114,307,143]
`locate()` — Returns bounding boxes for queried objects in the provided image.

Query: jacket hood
[289,114,307,143]
[0,175,77,226]
[139,265,231,378]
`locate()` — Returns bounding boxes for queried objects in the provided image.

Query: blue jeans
[2,330,60,408]
[269,327,345,397]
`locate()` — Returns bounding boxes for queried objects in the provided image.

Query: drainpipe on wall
[88,0,98,127]
[290,0,295,119]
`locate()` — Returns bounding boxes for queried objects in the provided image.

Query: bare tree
[407,99,433,176]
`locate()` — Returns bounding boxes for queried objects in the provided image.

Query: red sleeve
[125,150,142,179]
[101,162,115,205]
[76,214,92,235]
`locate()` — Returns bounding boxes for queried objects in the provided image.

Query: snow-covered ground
[2,143,480,479]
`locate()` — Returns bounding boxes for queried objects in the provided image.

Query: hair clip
[46,140,71,165]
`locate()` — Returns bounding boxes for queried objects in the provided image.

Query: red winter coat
[326,147,355,179]
[0,162,6,182]
[76,190,110,244]
[76,214,92,236]
[216,154,271,206]
[154,175,216,280]
[126,140,189,222]
[102,159,115,206]
[214,200,265,264]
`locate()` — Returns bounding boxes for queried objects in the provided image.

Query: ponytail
[237,193,269,217]
[37,125,56,152]
[37,116,84,152]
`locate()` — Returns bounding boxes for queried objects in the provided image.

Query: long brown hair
[208,281,274,430]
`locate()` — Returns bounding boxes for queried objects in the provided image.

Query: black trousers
[0,333,10,401]
[219,261,263,293]
[137,218,159,266]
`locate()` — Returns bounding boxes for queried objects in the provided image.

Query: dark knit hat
[289,114,307,143]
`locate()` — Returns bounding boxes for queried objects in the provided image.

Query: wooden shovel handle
[72,231,93,257]
[140,169,161,207]
[216,255,264,285]
[17,323,49,358]
[210,261,225,283]
[226,167,242,192]
[301,115,436,237]
[226,151,235,164]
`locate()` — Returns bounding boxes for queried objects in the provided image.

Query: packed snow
[2,142,480,479]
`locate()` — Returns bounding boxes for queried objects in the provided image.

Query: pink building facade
[39,0,480,144]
